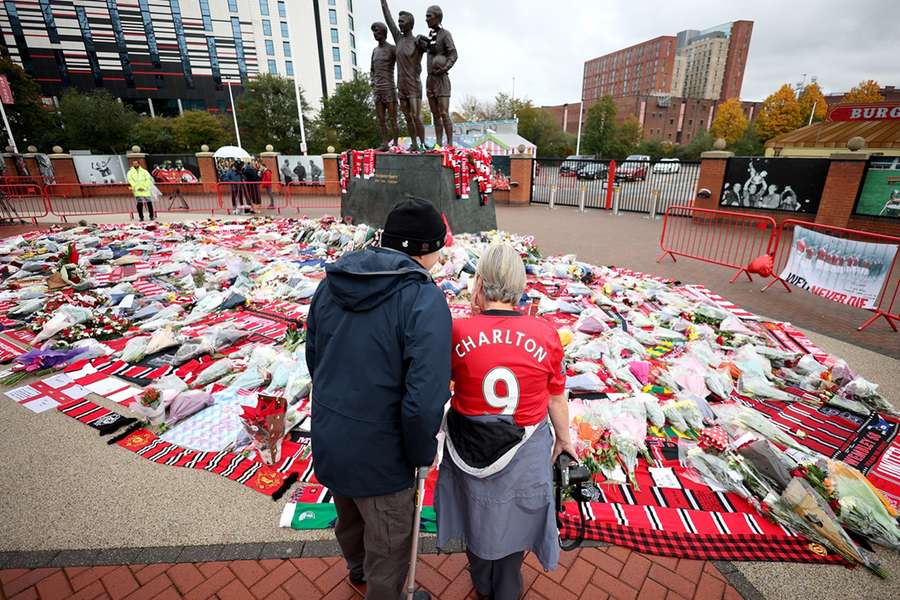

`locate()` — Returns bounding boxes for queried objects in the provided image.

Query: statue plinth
[342,153,496,234]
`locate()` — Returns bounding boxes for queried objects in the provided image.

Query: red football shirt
[451,310,566,426]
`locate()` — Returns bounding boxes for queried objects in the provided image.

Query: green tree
[309,74,379,152]
[0,59,59,151]
[798,83,827,124]
[673,131,714,160]
[516,102,571,157]
[728,122,765,156]
[172,110,231,151]
[490,92,529,120]
[608,115,641,158]
[711,98,748,144]
[842,80,884,104]
[755,84,804,141]
[129,117,177,154]
[59,90,135,153]
[580,97,617,157]
[635,138,673,160]
[235,74,311,153]
[421,106,433,126]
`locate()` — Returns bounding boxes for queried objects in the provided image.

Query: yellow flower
[558,328,573,347]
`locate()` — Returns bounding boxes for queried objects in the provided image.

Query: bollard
[549,185,556,210]
[648,189,660,220]
[579,183,586,212]
[613,187,621,215]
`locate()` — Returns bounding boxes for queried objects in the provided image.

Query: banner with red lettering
[780,226,898,309]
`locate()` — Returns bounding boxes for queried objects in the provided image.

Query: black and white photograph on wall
[278,156,324,184]
[72,155,127,184]
[720,157,830,214]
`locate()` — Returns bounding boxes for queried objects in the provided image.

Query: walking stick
[406,467,429,600]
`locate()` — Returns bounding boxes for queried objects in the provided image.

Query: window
[228,0,237,11]
[329,9,337,24]
[262,19,272,36]
[351,51,357,67]
[331,28,339,43]
[259,0,269,16]
[348,15,354,29]
[265,39,274,55]
[38,0,59,43]
[332,47,341,62]
[281,22,289,37]
[106,1,133,85]
[278,0,286,17]
[268,59,277,73]
[328,0,335,4]
[198,0,212,32]
[169,1,193,86]
[207,37,221,84]
[230,16,247,80]
[349,32,355,49]
[334,65,343,80]
[285,60,293,76]
[73,6,100,83]
[283,41,291,57]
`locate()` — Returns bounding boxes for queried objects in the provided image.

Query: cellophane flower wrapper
[705,365,734,399]
[714,404,810,454]
[193,358,235,388]
[14,347,87,372]
[239,395,287,465]
[738,372,794,402]
[166,390,214,426]
[775,477,884,577]
[145,327,181,356]
[675,397,706,431]
[685,447,753,500]
[33,305,93,343]
[838,378,899,418]
[827,460,900,549]
[825,395,872,416]
[638,392,666,428]
[9,298,44,317]
[121,336,150,363]
[68,338,112,361]
[662,402,690,433]
[139,305,183,331]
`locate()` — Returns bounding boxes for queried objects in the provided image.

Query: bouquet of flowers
[0,347,88,385]
[238,394,287,465]
[826,460,900,550]
[130,387,167,426]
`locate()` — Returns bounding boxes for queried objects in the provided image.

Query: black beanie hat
[381,197,447,256]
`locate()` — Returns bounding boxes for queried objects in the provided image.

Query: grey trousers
[467,550,525,600]
[333,488,416,600]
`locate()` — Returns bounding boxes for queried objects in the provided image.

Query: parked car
[616,155,650,181]
[576,162,608,180]
[559,155,594,176]
[653,158,681,174]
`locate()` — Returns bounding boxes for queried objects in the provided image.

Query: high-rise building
[0,0,358,117]
[582,20,753,105]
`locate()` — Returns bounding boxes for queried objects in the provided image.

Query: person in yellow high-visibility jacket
[127,160,155,221]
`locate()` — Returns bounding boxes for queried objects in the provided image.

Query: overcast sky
[354,0,899,107]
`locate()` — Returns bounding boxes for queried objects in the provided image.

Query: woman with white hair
[435,243,575,600]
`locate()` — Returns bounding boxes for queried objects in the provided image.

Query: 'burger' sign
[827,103,900,122]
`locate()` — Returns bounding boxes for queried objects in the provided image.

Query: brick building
[825,85,900,106]
[539,102,582,136]
[582,20,753,104]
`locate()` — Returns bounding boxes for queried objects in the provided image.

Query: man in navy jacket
[306,198,451,600]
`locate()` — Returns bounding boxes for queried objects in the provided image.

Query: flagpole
[0,101,18,154]
[575,99,584,155]
[227,81,242,149]
[282,0,308,155]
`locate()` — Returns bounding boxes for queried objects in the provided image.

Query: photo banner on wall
[781,226,898,309]
[277,156,324,184]
[147,155,201,184]
[73,155,127,184]
[719,157,830,214]
[854,157,900,219]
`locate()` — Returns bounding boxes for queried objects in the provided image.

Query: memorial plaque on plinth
[341,153,497,234]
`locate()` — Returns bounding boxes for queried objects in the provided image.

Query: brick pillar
[322,153,340,196]
[260,151,280,190]
[814,152,869,229]
[508,153,533,206]
[21,153,40,177]
[694,150,733,210]
[195,152,218,193]
[2,153,16,174]
[48,152,79,184]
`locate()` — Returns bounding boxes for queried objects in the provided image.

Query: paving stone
[69,566,119,591]
[2,568,58,597]
[8,588,38,600]
[412,561,450,596]
[175,545,224,564]
[134,547,184,565]
[561,557,595,596]
[49,550,100,568]
[590,568,638,600]
[99,566,140,600]
[647,565,694,600]
[636,578,668,600]
[256,542,304,560]
[300,540,344,559]
[692,573,726,600]
[182,567,235,600]
[217,544,264,562]
[531,572,578,600]
[230,560,267,588]
[120,572,173,600]
[197,561,230,578]
[167,563,207,595]
[675,559,704,583]
[66,579,106,600]
[217,578,256,600]
[619,553,651,591]
[0,569,29,585]
[311,560,347,595]
[34,570,72,599]
[132,563,173,586]
[248,561,297,599]
[93,548,145,566]
[0,552,58,570]
[320,580,357,600]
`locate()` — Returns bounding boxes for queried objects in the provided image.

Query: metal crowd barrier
[285,181,339,211]
[764,219,899,332]
[45,183,137,220]
[0,184,48,223]
[657,205,780,283]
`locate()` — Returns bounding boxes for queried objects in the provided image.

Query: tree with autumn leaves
[798,82,827,124]
[842,80,884,104]
[710,99,748,144]
[755,84,804,141]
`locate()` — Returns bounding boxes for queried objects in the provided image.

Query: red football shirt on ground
[451,310,566,426]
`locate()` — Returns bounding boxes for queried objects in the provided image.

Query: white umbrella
[213,145,251,160]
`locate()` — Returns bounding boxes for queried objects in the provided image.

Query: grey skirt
[435,420,560,571]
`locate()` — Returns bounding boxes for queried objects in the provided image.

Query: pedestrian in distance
[127,160,155,222]
[435,243,573,600]
[260,164,276,208]
[306,197,451,600]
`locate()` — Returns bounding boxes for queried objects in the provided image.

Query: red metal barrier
[657,205,779,283]
[46,183,136,219]
[1,175,45,189]
[605,160,616,209]
[285,181,339,211]
[0,184,48,223]
[764,219,899,332]
[154,182,219,214]
[216,182,285,214]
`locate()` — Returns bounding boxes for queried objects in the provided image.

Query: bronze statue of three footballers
[374,0,457,150]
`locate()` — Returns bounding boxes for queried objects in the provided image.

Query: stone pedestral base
[341,153,497,234]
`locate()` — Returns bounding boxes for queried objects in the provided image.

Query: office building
[582,20,753,104]
[0,0,359,117]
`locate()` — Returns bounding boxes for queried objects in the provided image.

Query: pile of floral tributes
[1,217,898,574]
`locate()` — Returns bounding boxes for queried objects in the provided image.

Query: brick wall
[508,156,533,205]
[693,154,729,210]
[815,159,867,228]
[48,155,79,184]
[847,215,900,238]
